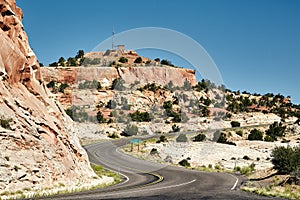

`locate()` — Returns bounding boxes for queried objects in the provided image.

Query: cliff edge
[0,0,109,197]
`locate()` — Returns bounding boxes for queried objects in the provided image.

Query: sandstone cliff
[41,66,197,88]
[0,0,109,197]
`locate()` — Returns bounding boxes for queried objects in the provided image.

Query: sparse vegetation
[193,133,206,142]
[178,159,190,167]
[118,57,128,63]
[0,116,12,130]
[121,124,138,137]
[134,57,142,64]
[248,129,263,141]
[231,121,241,128]
[157,135,168,143]
[271,145,300,175]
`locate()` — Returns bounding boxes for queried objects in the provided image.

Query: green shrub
[0,116,12,130]
[265,122,286,141]
[243,155,251,160]
[134,57,142,63]
[176,134,188,143]
[172,124,180,132]
[130,111,152,122]
[58,83,69,93]
[121,124,138,137]
[231,121,241,127]
[193,133,206,142]
[179,159,190,167]
[46,80,56,88]
[111,78,125,90]
[160,59,174,66]
[150,148,158,155]
[96,111,106,123]
[248,129,263,141]
[157,135,168,143]
[271,145,300,174]
[118,57,128,63]
[236,130,243,137]
[108,133,119,139]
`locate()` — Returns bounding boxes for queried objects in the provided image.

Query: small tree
[75,50,85,59]
[157,135,168,143]
[248,129,263,141]
[194,133,206,142]
[96,111,106,123]
[58,57,66,66]
[134,57,142,63]
[112,78,125,90]
[118,57,128,63]
[271,145,300,174]
[231,121,241,128]
[122,124,138,137]
[58,83,69,93]
[178,159,190,167]
[172,124,180,132]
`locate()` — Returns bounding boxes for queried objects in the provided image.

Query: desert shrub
[78,80,101,90]
[111,78,125,90]
[179,159,190,167]
[108,133,119,139]
[106,100,117,109]
[121,124,138,137]
[130,111,151,122]
[134,57,142,63]
[138,83,161,93]
[46,80,56,88]
[172,124,180,132]
[0,116,12,130]
[243,155,251,160]
[193,133,206,142]
[236,130,243,137]
[214,164,221,170]
[217,133,228,143]
[265,122,286,141]
[96,111,106,123]
[271,145,300,174]
[150,148,158,155]
[248,129,263,141]
[157,135,168,143]
[216,132,236,145]
[234,166,241,172]
[118,57,128,63]
[176,134,188,143]
[231,121,241,128]
[58,83,69,93]
[160,59,174,66]
[240,163,255,175]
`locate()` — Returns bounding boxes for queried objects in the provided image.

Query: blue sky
[16,0,300,104]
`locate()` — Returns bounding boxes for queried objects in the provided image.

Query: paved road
[38,139,283,200]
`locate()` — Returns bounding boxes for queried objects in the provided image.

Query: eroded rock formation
[0,0,106,196]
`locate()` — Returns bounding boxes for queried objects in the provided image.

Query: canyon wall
[41,66,198,87]
[0,0,107,196]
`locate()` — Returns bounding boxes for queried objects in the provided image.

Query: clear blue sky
[16,0,300,104]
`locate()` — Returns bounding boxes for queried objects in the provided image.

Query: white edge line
[226,173,239,190]
[99,179,197,197]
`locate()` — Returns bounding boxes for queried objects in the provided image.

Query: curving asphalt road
[37,139,284,200]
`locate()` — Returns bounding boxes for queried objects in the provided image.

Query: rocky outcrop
[0,0,108,197]
[41,65,197,87]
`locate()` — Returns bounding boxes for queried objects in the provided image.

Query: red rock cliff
[0,0,104,196]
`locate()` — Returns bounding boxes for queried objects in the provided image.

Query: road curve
[37,139,283,200]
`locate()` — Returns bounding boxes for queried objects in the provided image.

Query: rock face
[0,0,105,195]
[41,66,197,88]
